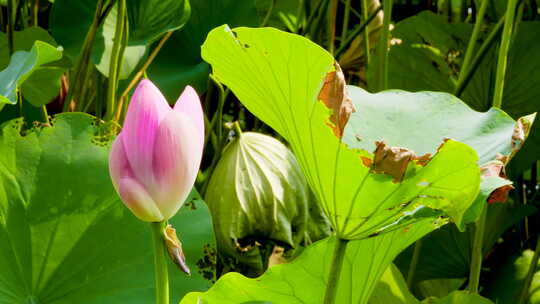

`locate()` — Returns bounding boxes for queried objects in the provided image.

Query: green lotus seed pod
[205,131,329,276]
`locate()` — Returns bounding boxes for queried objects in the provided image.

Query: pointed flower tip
[174,86,199,109]
[174,85,205,137]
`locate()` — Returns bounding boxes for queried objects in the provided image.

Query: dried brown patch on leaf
[318,62,356,138]
[361,156,373,167]
[511,113,536,155]
[164,224,191,275]
[481,160,514,204]
[368,141,433,182]
[372,141,414,182]
[414,153,432,167]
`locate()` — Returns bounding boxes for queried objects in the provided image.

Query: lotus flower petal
[152,110,204,219]
[173,86,205,145]
[122,79,171,188]
[109,135,164,221]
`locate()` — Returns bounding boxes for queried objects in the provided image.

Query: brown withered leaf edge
[368,140,433,183]
[481,159,514,204]
[483,114,536,204]
[164,224,191,276]
[318,62,356,138]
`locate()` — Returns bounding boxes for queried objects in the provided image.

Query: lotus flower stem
[457,0,489,87]
[406,239,423,289]
[519,234,540,303]
[323,238,349,304]
[468,206,487,293]
[261,0,275,27]
[375,0,393,91]
[360,0,371,67]
[63,0,107,112]
[454,15,505,97]
[340,0,352,43]
[151,221,170,304]
[6,0,14,54]
[335,6,382,59]
[493,0,519,108]
[327,0,338,54]
[41,106,50,125]
[106,0,127,121]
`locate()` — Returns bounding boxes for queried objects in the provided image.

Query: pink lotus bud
[109,79,204,222]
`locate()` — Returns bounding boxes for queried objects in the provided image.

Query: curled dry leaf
[482,113,535,204]
[511,113,536,154]
[369,141,432,183]
[480,160,514,204]
[318,62,356,138]
[164,224,191,275]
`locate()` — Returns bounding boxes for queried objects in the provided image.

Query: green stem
[327,0,338,54]
[233,121,243,138]
[33,0,39,27]
[304,0,326,35]
[376,0,393,91]
[455,15,504,97]
[293,0,305,32]
[7,0,14,54]
[340,0,352,43]
[261,0,275,27]
[63,0,106,112]
[468,206,487,293]
[105,0,127,120]
[407,239,423,289]
[40,105,50,125]
[323,238,349,304]
[492,0,518,108]
[361,0,371,67]
[457,0,489,86]
[310,0,330,40]
[150,222,170,304]
[335,5,382,58]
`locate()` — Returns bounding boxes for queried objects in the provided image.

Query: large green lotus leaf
[395,202,536,283]
[484,249,540,304]
[148,0,259,99]
[202,26,480,240]
[0,41,62,109]
[381,11,540,172]
[343,87,525,225]
[0,113,214,303]
[20,67,65,107]
[126,0,190,45]
[181,219,437,304]
[343,88,518,166]
[369,264,420,304]
[50,0,190,79]
[0,27,66,107]
[0,27,58,69]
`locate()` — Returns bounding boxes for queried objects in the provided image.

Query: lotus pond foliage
[0,1,538,304]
